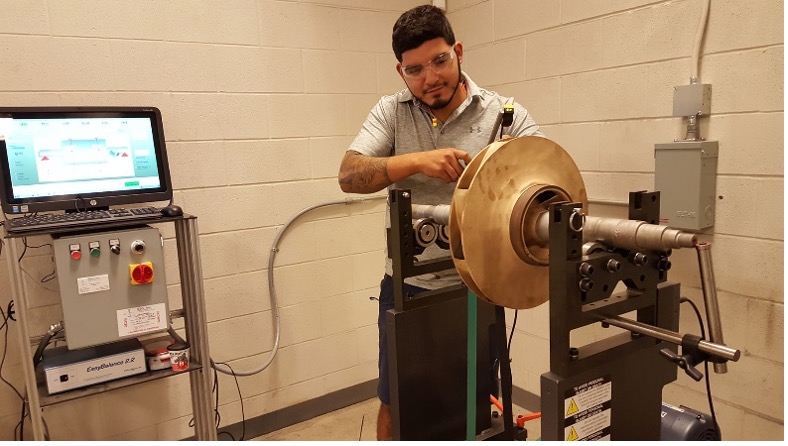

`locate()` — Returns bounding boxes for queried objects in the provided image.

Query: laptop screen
[0,107,172,214]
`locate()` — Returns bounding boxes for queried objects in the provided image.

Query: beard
[409,62,463,111]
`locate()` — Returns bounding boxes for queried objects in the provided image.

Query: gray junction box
[53,226,170,350]
[654,141,719,231]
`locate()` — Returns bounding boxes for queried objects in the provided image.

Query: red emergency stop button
[70,250,82,260]
[129,262,154,285]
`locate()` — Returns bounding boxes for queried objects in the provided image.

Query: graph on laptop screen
[0,107,172,215]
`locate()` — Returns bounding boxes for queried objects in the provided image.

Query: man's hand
[414,148,472,183]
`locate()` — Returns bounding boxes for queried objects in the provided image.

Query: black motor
[660,402,719,441]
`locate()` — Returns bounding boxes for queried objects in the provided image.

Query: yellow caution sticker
[567,426,579,441]
[566,398,579,416]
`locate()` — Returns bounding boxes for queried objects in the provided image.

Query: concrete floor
[254,398,542,441]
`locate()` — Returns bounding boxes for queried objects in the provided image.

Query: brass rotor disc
[449,136,588,309]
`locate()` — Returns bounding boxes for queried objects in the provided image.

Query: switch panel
[53,226,169,350]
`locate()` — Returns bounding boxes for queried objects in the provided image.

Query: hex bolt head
[579,278,594,292]
[578,262,595,276]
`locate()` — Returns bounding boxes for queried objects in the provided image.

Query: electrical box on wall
[672,84,711,117]
[654,141,718,231]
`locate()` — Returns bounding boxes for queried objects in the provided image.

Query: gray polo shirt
[349,72,543,289]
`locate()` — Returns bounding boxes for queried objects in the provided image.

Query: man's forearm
[338,152,393,193]
[338,151,419,193]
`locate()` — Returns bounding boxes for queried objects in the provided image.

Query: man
[337,4,542,440]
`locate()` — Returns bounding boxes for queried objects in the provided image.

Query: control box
[654,141,719,231]
[41,338,146,394]
[53,226,169,350]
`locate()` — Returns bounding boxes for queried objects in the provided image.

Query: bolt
[569,347,579,359]
[402,192,410,198]
[606,259,621,272]
[658,258,672,271]
[578,278,594,292]
[601,322,610,328]
[633,252,648,266]
[578,262,594,277]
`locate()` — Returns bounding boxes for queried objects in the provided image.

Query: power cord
[15,398,25,441]
[493,309,519,371]
[12,397,50,441]
[214,361,245,441]
[0,301,23,402]
[680,296,721,440]
[17,238,58,288]
[507,310,518,355]
[23,237,58,283]
[0,300,32,440]
[191,360,245,441]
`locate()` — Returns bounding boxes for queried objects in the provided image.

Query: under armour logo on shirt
[469,125,482,133]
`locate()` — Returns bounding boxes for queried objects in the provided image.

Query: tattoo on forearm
[339,153,391,193]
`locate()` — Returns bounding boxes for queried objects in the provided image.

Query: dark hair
[392,5,455,62]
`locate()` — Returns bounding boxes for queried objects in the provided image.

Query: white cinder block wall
[0,0,427,440]
[448,0,783,441]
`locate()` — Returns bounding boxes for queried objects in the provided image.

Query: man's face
[397,38,463,110]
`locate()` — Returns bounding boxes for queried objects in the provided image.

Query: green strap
[466,290,477,441]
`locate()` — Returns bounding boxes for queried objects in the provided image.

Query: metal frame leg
[175,218,217,441]
[6,238,45,440]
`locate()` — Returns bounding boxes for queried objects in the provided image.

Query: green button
[90,248,101,257]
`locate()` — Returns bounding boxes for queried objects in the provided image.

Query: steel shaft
[602,315,740,362]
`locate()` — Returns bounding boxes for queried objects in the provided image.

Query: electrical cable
[0,302,24,402]
[16,238,58,291]
[32,323,63,369]
[212,368,225,435]
[690,0,711,82]
[21,238,56,283]
[17,239,27,262]
[211,195,386,377]
[4,299,28,441]
[213,369,221,429]
[14,396,49,441]
[214,361,244,441]
[507,310,518,355]
[19,265,58,293]
[493,310,519,372]
[40,270,57,283]
[680,296,721,440]
[15,398,25,441]
[22,238,52,250]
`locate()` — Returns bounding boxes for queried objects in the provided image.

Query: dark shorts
[377,274,428,406]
